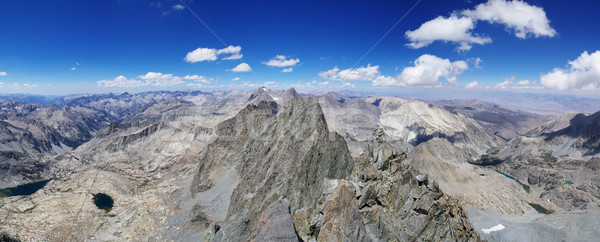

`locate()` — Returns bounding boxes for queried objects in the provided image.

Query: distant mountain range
[1,88,600,241]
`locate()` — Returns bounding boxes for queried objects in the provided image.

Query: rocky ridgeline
[292,129,480,241]
[0,101,117,187]
[194,96,480,241]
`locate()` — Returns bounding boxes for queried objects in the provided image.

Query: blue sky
[1,0,599,95]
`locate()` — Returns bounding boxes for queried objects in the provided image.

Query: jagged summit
[283,87,303,100]
[247,86,275,103]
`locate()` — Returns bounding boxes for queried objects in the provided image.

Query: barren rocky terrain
[1,88,599,241]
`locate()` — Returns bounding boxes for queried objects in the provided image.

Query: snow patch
[481,224,505,234]
[407,131,417,143]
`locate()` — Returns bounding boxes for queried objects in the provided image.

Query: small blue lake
[0,179,51,197]
[496,171,530,193]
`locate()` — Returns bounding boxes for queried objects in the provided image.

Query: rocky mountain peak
[283,87,302,100]
[188,96,353,240]
[247,86,274,103]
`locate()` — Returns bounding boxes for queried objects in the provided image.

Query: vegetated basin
[0,179,52,197]
[93,193,114,212]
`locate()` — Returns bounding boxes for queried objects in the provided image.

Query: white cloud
[263,55,300,67]
[0,72,6,76]
[98,76,143,87]
[406,15,491,51]
[406,0,555,50]
[97,72,197,88]
[185,45,243,63]
[232,77,240,81]
[320,55,468,87]
[185,48,218,63]
[371,76,399,87]
[341,82,356,88]
[217,45,241,54]
[282,67,293,73]
[23,83,39,88]
[397,54,469,86]
[541,50,600,90]
[70,67,76,71]
[222,53,243,60]
[468,57,483,69]
[138,72,185,87]
[491,76,541,90]
[319,65,380,82]
[318,67,340,80]
[183,75,212,84]
[494,80,512,89]
[465,81,479,88]
[173,4,185,10]
[463,0,556,39]
[231,63,252,72]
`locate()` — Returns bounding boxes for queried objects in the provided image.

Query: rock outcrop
[296,129,481,241]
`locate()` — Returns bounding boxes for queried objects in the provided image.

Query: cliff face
[190,98,355,240]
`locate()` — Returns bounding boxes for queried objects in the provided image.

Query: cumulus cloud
[405,15,491,51]
[406,0,555,50]
[183,75,212,84]
[489,76,541,90]
[465,81,479,88]
[319,65,380,82]
[184,45,243,63]
[540,50,600,90]
[494,80,513,89]
[70,67,76,71]
[232,77,240,81]
[0,72,6,76]
[398,54,468,86]
[138,72,185,87]
[463,0,556,39]
[217,45,241,54]
[320,55,469,87]
[282,67,293,73]
[263,55,300,67]
[98,76,145,88]
[185,48,218,63]
[230,63,252,72]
